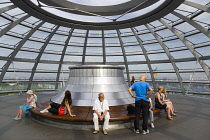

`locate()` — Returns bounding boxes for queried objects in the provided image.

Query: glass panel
[151,63,174,71]
[148,53,169,61]
[104,37,120,44]
[176,61,202,70]
[22,40,44,50]
[45,44,64,53]
[128,64,149,71]
[170,50,194,59]
[69,36,85,45]
[180,72,208,81]
[138,33,156,42]
[66,46,83,54]
[88,30,102,37]
[4,8,27,18]
[36,63,59,71]
[164,39,186,49]
[121,36,137,43]
[63,55,82,62]
[106,56,124,62]
[162,13,180,23]
[0,16,11,27]
[127,55,146,62]
[0,60,6,68]
[155,29,174,38]
[40,54,61,61]
[31,30,50,39]
[195,46,210,56]
[0,48,12,57]
[204,60,210,67]
[106,47,122,54]
[124,45,142,53]
[33,73,57,80]
[174,22,196,33]
[0,35,21,45]
[9,24,31,35]
[186,33,210,44]
[85,56,103,62]
[86,47,102,55]
[175,4,198,16]
[50,34,68,42]
[154,73,178,81]
[144,43,163,51]
[12,61,34,70]
[87,38,102,46]
[16,51,38,59]
[193,12,210,27]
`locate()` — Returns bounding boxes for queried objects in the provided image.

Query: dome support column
[131,27,156,91]
[159,19,210,82]
[0,20,44,83]
[117,30,131,87]
[27,26,60,90]
[82,30,89,65]
[55,28,74,90]
[183,1,210,14]
[146,24,185,94]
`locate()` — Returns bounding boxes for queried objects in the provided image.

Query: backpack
[126,104,135,114]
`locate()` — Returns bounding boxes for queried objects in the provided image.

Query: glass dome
[0,0,210,95]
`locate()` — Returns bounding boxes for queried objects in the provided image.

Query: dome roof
[0,0,209,94]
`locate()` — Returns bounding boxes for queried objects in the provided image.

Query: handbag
[58,107,66,116]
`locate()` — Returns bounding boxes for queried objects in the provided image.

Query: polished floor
[1,92,210,140]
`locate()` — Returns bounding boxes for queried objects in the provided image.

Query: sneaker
[103,129,108,135]
[40,109,48,113]
[134,129,139,133]
[142,129,149,134]
[93,130,99,134]
[151,123,155,128]
[142,130,146,135]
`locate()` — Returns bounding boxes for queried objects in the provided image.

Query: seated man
[92,93,110,135]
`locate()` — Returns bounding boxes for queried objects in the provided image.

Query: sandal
[172,113,177,116]
[167,116,173,120]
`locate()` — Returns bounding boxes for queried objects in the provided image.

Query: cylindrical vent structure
[51,65,134,106]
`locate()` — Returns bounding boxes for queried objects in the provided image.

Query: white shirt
[149,98,152,103]
[92,98,109,113]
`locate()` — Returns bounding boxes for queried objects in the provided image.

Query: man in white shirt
[92,93,110,135]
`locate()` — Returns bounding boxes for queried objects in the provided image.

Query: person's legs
[14,107,23,120]
[166,106,173,120]
[134,100,141,131]
[149,109,155,128]
[149,110,154,123]
[103,112,110,130]
[15,107,22,118]
[142,100,149,131]
[93,113,99,130]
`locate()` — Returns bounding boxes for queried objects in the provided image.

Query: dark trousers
[48,102,61,115]
[134,99,150,131]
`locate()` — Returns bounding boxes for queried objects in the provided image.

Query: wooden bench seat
[30,105,162,122]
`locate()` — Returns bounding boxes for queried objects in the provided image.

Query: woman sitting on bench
[40,90,76,117]
[162,88,177,116]
[155,86,174,120]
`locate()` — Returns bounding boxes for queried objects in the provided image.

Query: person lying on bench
[40,90,76,117]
